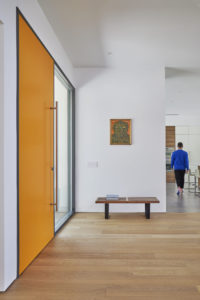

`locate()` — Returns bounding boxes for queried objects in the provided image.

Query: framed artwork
[110,119,132,145]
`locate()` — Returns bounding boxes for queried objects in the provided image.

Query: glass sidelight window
[54,67,73,232]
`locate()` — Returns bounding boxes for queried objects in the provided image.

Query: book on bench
[106,194,119,200]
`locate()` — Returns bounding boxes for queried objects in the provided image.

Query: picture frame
[110,119,132,145]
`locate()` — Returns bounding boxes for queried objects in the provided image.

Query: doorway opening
[165,68,200,212]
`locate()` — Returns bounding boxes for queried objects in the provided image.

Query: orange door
[19,15,54,274]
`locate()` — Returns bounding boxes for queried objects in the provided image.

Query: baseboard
[0,279,5,292]
[0,274,17,292]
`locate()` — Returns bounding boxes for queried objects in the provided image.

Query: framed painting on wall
[110,119,132,145]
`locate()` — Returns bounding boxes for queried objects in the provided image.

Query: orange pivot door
[19,15,54,274]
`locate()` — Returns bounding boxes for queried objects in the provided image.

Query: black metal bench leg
[105,203,109,219]
[145,203,150,219]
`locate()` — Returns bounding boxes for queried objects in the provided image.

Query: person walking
[171,142,189,195]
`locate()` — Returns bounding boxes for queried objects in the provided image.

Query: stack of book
[106,194,119,200]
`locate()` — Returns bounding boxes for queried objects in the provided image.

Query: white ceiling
[38,0,200,68]
[38,0,200,117]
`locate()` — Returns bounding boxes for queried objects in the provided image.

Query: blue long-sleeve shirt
[171,149,189,170]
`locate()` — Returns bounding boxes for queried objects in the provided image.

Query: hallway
[1,212,200,299]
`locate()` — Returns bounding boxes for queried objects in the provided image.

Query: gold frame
[110,119,132,145]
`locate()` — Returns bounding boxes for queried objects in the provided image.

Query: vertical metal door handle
[50,101,58,211]
[55,101,58,211]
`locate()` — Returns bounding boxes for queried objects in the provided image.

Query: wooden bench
[95,197,160,219]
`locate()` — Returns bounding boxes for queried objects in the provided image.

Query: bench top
[96,197,160,204]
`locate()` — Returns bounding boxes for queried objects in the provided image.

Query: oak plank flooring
[1,213,200,299]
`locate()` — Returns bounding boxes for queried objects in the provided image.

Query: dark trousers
[174,170,185,188]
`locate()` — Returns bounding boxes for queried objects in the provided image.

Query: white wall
[0,0,75,291]
[75,67,166,213]
[0,21,4,291]
[165,69,200,117]
[166,115,200,126]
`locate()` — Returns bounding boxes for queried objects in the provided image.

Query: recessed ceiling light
[165,114,180,116]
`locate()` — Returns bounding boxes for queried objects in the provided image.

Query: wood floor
[1,212,200,299]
